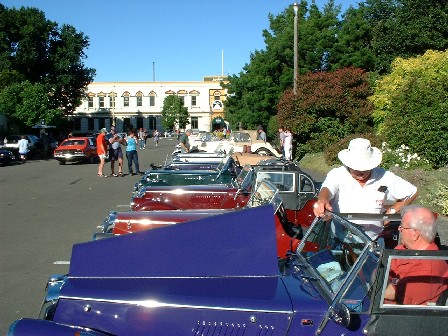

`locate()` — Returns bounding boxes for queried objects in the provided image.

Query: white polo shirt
[322,166,417,239]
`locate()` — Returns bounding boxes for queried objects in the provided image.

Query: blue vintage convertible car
[7,207,448,336]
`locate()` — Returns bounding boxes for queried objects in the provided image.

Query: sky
[3,0,359,83]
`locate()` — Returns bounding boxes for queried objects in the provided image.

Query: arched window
[149,91,157,107]
[136,91,143,107]
[122,91,130,107]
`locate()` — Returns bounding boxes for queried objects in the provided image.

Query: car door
[364,249,448,336]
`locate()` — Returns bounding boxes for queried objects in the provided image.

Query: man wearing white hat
[313,138,418,240]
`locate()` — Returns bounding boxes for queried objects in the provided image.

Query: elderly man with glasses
[383,205,447,305]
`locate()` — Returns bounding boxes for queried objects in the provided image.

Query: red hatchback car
[53,137,97,165]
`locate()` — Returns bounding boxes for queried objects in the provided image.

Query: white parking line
[53,261,70,265]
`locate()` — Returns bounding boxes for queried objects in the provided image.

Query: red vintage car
[53,137,97,165]
[131,165,254,211]
[99,180,309,258]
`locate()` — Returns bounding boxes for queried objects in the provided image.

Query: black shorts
[109,147,123,161]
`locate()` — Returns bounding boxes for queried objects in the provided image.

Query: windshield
[216,156,230,171]
[62,140,86,146]
[235,165,253,190]
[256,171,295,192]
[296,214,374,296]
[246,180,281,210]
[231,132,251,143]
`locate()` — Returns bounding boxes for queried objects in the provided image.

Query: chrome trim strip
[69,275,277,279]
[58,296,291,314]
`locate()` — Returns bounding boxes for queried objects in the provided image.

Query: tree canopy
[223,0,448,138]
[366,0,448,74]
[161,95,190,131]
[0,4,95,128]
[224,0,342,132]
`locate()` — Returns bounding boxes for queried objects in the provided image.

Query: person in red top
[96,128,109,177]
[384,205,447,305]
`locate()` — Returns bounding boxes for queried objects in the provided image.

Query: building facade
[72,76,228,134]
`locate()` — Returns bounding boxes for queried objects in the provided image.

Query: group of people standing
[278,127,293,160]
[97,126,162,177]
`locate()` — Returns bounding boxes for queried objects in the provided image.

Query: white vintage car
[183,130,282,157]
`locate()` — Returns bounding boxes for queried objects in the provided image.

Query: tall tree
[366,0,448,74]
[0,5,95,127]
[331,3,376,71]
[224,0,342,130]
[161,95,189,131]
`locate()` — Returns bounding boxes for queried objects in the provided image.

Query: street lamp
[293,2,299,95]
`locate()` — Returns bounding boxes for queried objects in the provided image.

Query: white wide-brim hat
[338,138,382,171]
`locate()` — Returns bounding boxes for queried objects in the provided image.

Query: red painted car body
[53,137,97,165]
[131,165,254,211]
[100,181,308,258]
[98,207,304,259]
[131,184,251,211]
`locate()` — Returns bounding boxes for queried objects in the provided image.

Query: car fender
[7,319,112,336]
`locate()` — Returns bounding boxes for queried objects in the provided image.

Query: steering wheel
[251,192,264,206]
[342,242,357,268]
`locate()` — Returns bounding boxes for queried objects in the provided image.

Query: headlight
[101,211,117,233]
[38,274,66,320]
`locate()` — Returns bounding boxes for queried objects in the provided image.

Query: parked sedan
[53,137,97,165]
[8,208,447,336]
[0,149,14,165]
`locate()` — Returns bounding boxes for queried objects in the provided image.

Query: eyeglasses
[398,225,415,231]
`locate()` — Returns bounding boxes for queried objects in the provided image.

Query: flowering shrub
[380,142,431,170]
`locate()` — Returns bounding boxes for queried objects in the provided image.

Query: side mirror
[331,303,351,327]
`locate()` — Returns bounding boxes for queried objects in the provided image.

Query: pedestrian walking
[153,129,160,147]
[144,128,148,147]
[125,130,141,175]
[17,135,29,163]
[138,128,146,149]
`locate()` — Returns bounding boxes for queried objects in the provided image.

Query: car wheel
[59,160,66,165]
[255,148,273,156]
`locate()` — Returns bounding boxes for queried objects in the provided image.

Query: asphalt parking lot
[0,137,177,334]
